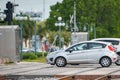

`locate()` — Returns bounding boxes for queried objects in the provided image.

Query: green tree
[47,31,70,47]
[46,0,120,39]
[13,18,34,47]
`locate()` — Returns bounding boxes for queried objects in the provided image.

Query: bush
[22,52,48,60]
[36,52,42,57]
[22,52,37,60]
[44,52,48,56]
[36,52,48,57]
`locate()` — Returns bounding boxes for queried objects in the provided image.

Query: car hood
[48,50,64,55]
[53,50,64,53]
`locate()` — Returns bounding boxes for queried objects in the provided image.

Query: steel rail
[58,66,120,80]
[95,69,120,80]
[58,67,102,80]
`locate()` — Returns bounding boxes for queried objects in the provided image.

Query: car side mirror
[69,49,73,53]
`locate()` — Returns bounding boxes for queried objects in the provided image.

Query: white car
[22,48,30,53]
[46,41,118,67]
[92,38,120,65]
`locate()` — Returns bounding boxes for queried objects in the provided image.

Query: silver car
[92,38,120,65]
[46,41,118,67]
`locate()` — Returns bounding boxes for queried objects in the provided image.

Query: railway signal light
[4,1,13,25]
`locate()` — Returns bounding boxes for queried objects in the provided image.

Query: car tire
[115,59,120,66]
[100,57,112,67]
[55,57,66,67]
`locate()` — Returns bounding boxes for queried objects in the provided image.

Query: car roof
[73,40,110,46]
[92,38,120,41]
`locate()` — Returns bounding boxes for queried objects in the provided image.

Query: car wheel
[55,57,66,67]
[115,59,120,66]
[100,57,112,67]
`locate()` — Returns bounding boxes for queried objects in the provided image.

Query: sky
[0,0,63,20]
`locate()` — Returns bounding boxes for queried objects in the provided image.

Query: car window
[97,40,119,45]
[66,43,88,51]
[76,43,88,50]
[88,43,104,49]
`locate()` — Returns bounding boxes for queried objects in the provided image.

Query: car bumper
[46,56,55,65]
[111,55,118,63]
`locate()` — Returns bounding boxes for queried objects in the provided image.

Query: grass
[4,62,14,65]
[22,57,46,63]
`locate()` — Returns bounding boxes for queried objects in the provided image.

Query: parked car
[46,41,118,67]
[22,48,34,53]
[92,38,120,65]
[22,48,30,53]
[47,47,59,52]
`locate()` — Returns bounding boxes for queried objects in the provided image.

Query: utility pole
[43,0,45,20]
[74,1,78,32]
[74,1,76,32]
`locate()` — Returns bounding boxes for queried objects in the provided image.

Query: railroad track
[57,66,120,80]
[1,63,120,80]
[57,67,102,80]
[95,69,120,80]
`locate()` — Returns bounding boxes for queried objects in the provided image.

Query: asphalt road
[0,62,120,80]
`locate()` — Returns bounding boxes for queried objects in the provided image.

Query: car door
[86,42,105,63]
[66,43,89,63]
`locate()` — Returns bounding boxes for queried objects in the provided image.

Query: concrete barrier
[0,57,10,64]
[0,58,2,64]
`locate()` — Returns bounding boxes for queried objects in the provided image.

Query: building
[71,32,88,45]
